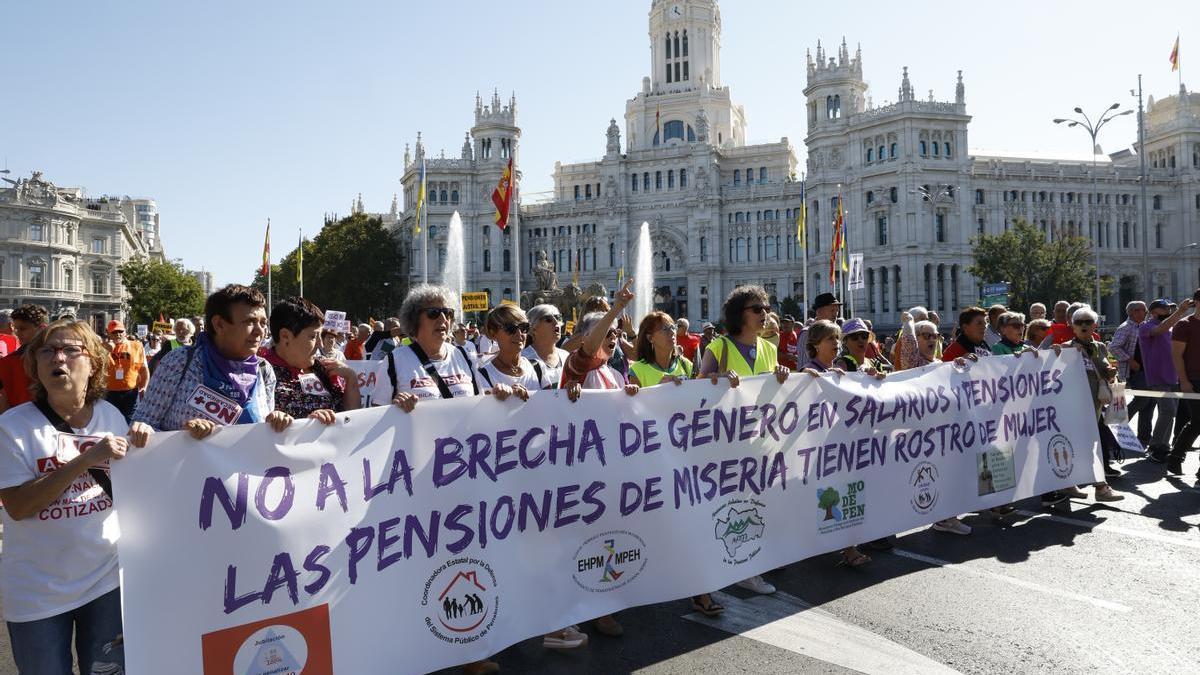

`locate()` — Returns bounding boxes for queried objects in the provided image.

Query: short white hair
[913,320,937,335]
[174,318,195,333]
[909,306,929,322]
[1072,307,1099,324]
[676,318,689,331]
[1126,301,1146,314]
[1030,302,1047,312]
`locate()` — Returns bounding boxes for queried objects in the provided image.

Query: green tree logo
[817,487,841,521]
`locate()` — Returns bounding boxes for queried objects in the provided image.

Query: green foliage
[250,214,406,321]
[967,219,1112,312]
[779,296,805,321]
[118,257,206,325]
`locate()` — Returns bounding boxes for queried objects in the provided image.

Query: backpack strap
[455,345,481,395]
[478,365,494,389]
[407,342,455,400]
[386,351,398,399]
[531,360,545,389]
[33,398,112,499]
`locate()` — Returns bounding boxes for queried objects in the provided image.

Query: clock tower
[628,0,744,151]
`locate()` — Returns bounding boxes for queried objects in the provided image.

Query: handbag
[1102,382,1127,423]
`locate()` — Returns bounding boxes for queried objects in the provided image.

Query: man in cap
[1135,298,1191,463]
[104,319,149,422]
[799,293,842,351]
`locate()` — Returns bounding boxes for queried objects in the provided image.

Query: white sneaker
[543,625,588,649]
[932,517,972,535]
[736,575,776,594]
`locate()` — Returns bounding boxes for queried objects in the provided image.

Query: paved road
[430,450,1199,674]
[0,443,1194,674]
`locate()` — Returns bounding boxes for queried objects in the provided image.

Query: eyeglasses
[917,332,938,339]
[36,344,88,360]
[423,307,455,321]
[1074,319,1095,326]
[541,314,563,324]
[660,323,678,335]
[746,305,770,314]
[501,322,531,335]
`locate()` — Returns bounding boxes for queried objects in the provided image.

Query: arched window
[451,190,459,203]
[682,30,688,56]
[663,120,685,142]
[632,174,638,192]
[890,142,897,157]
[919,141,927,156]
[746,168,754,183]
[1156,223,1164,248]
[483,249,491,272]
[609,242,616,267]
[735,212,743,223]
[932,142,940,156]
[833,95,841,118]
[674,31,680,58]
[878,145,885,160]
[866,190,874,204]
[700,236,707,261]
[686,125,695,142]
[944,142,951,157]
[665,33,671,58]
[759,167,767,183]
[439,190,448,203]
[890,187,898,203]
[668,170,675,189]
[1153,195,1163,210]
[736,238,746,262]
[826,96,834,120]
[655,171,663,189]
[734,169,741,186]
[679,168,687,187]
[643,172,650,191]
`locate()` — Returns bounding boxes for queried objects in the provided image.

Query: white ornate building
[394,0,1200,327]
[0,171,164,329]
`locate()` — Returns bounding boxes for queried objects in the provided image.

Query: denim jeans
[7,587,123,675]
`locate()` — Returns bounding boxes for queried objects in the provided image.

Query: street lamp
[909,183,956,243]
[1053,103,1134,317]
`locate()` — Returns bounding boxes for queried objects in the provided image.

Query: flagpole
[298,228,304,297]
[799,177,809,321]
[845,208,854,319]
[513,155,522,304]
[266,218,272,311]
[422,194,429,284]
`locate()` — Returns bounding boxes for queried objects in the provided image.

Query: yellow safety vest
[706,336,777,376]
[629,356,693,387]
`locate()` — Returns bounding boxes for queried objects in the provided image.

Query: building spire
[955,70,965,105]
[899,66,914,102]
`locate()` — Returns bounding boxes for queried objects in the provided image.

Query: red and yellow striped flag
[1170,35,1181,72]
[260,219,270,276]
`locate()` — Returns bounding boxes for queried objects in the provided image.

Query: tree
[118,257,206,325]
[250,214,406,321]
[967,219,1112,312]
[817,487,840,521]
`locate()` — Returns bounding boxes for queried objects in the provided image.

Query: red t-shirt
[0,334,17,359]
[778,329,799,370]
[1048,322,1074,345]
[344,338,365,361]
[0,348,32,407]
[677,332,701,362]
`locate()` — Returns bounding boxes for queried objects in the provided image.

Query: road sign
[462,292,490,312]
[982,282,1010,297]
[982,294,1009,307]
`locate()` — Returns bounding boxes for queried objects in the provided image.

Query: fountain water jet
[442,211,466,318]
[633,221,654,324]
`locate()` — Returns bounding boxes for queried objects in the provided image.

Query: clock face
[671,4,682,17]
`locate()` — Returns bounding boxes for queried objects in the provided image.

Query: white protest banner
[113,350,1101,674]
[1109,422,1144,455]
[848,253,864,290]
[136,324,149,338]
[322,310,347,332]
[345,359,391,407]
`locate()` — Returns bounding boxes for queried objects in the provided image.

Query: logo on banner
[817,480,867,534]
[200,604,332,675]
[1046,434,1075,478]
[571,530,647,592]
[712,498,766,565]
[909,462,940,514]
[422,558,499,644]
[188,384,244,426]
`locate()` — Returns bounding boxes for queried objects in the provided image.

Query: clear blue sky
[4,1,1195,287]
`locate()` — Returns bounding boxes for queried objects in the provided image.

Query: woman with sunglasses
[474,305,541,394]
[991,312,1030,356]
[834,318,890,376]
[523,304,570,389]
[628,311,693,387]
[1064,307,1124,503]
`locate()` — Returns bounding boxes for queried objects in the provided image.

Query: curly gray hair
[398,284,458,336]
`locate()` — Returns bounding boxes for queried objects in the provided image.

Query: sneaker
[592,615,623,637]
[1103,464,1122,479]
[1041,491,1068,507]
[931,517,972,535]
[543,625,588,650]
[1061,486,1088,498]
[736,575,776,594]
[1168,457,1184,476]
[1095,485,1125,502]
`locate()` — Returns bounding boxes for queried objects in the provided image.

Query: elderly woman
[474,305,545,391]
[1025,319,1052,349]
[628,311,692,387]
[522,304,570,389]
[263,297,361,423]
[317,327,346,363]
[0,320,153,673]
[799,321,878,564]
[991,312,1030,355]
[834,318,890,375]
[1064,307,1124,503]
[760,313,781,348]
[697,285,788,597]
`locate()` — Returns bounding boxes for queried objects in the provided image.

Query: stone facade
[393,0,1200,327]
[0,171,160,330]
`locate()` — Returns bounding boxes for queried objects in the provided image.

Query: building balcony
[0,284,85,302]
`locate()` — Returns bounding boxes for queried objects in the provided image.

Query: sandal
[691,594,725,617]
[839,547,871,567]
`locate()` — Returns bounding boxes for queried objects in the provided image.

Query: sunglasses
[746,305,770,314]
[541,314,563,324]
[501,322,531,335]
[424,307,455,321]
[659,323,678,334]
[1074,319,1095,326]
[846,333,869,341]
[606,328,620,338]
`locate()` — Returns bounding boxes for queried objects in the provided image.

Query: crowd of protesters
[0,276,1192,673]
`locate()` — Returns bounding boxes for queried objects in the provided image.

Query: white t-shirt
[477,334,497,356]
[475,356,541,392]
[0,401,124,622]
[521,345,570,390]
[390,344,478,400]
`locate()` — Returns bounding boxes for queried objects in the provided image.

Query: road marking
[682,590,961,674]
[1013,508,1200,550]
[892,548,1131,612]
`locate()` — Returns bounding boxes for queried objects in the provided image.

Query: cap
[1149,298,1173,310]
[781,314,796,323]
[703,322,715,330]
[106,319,125,333]
[841,318,870,336]
[813,292,843,310]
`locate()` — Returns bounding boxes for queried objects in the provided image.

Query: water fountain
[633,221,654,324]
[443,211,466,318]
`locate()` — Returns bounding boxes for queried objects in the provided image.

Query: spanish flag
[414,158,427,234]
[297,229,303,286]
[1171,35,1181,72]
[829,194,844,284]
[492,158,515,230]
[260,219,270,277]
